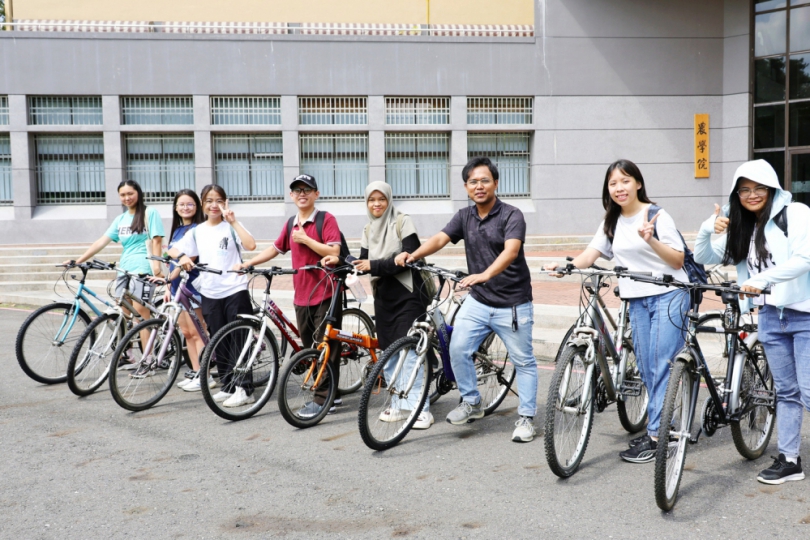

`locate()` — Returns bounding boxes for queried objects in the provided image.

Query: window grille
[28,96,103,125]
[385,97,450,125]
[214,134,284,201]
[125,134,195,203]
[0,135,11,205]
[298,97,367,125]
[0,97,8,125]
[385,133,449,198]
[211,97,281,125]
[467,132,531,196]
[35,135,105,204]
[121,97,194,125]
[467,97,533,125]
[299,133,368,199]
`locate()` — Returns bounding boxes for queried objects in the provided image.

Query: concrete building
[0,0,807,243]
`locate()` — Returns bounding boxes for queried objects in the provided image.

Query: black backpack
[774,206,789,237]
[285,211,351,259]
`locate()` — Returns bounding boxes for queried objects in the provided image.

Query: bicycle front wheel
[15,302,92,384]
[358,336,431,451]
[730,341,775,460]
[108,318,182,412]
[477,332,516,415]
[616,341,649,433]
[654,358,694,511]
[67,313,123,396]
[199,319,280,421]
[278,348,336,428]
[337,308,376,395]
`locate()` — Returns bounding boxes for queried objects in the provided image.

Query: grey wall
[0,0,752,243]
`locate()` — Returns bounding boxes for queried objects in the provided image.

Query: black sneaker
[620,437,657,463]
[629,434,650,448]
[757,454,805,485]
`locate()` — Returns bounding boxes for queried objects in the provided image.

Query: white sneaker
[412,411,434,430]
[212,390,233,403]
[177,378,192,389]
[223,387,255,408]
[511,417,536,443]
[379,407,410,423]
[182,376,215,392]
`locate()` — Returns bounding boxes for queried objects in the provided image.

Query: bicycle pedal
[689,428,702,445]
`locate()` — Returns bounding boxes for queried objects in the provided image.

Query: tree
[0,1,6,28]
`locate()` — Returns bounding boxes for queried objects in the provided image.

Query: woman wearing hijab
[322,181,433,429]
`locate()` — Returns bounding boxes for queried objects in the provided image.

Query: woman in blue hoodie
[694,159,810,485]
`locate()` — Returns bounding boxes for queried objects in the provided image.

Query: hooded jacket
[693,159,810,314]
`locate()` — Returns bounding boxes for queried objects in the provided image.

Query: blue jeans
[628,289,688,438]
[449,296,537,417]
[758,305,810,460]
[384,347,429,413]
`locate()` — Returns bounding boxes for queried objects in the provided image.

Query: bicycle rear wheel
[358,336,431,451]
[654,358,694,511]
[15,302,92,384]
[278,348,336,428]
[544,344,595,478]
[67,313,123,396]
[337,308,376,395]
[730,341,775,460]
[108,318,182,412]
[616,341,649,433]
[477,332,516,415]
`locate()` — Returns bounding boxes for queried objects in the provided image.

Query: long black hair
[118,180,147,234]
[602,159,655,240]
[721,177,777,266]
[169,189,204,242]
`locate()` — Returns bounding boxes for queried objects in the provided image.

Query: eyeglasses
[465,179,494,188]
[291,187,315,195]
[737,186,769,199]
[176,203,196,209]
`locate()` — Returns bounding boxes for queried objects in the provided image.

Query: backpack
[774,206,788,237]
[286,211,351,259]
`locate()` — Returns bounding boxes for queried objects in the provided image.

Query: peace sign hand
[713,204,729,234]
[638,210,660,243]
[219,200,236,224]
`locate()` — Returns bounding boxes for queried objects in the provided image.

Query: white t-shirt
[172,221,250,300]
[747,231,810,312]
[588,206,689,298]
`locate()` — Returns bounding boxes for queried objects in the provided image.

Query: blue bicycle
[357,263,515,450]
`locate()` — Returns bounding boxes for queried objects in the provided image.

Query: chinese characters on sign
[694,114,709,178]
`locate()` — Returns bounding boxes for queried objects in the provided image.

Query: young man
[395,156,538,442]
[236,174,344,416]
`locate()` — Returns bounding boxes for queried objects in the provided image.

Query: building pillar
[193,95,212,193]
[8,95,34,219]
[367,95,385,185]
[449,96,468,210]
[103,95,124,219]
[281,95,299,217]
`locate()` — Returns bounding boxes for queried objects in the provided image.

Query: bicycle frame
[51,265,116,345]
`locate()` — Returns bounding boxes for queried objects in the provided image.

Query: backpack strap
[774,206,789,237]
[314,210,326,243]
[647,204,661,241]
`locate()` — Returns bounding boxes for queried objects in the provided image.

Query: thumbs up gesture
[638,210,660,243]
[713,204,729,234]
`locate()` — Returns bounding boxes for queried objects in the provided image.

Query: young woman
[168,185,257,408]
[65,180,165,371]
[544,159,689,463]
[322,181,433,429]
[694,159,810,485]
[162,189,209,392]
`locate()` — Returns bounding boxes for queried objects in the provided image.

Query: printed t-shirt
[168,224,201,297]
[105,207,165,274]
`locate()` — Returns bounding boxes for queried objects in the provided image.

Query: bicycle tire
[654,358,694,511]
[543,344,596,478]
[67,313,123,396]
[15,302,92,384]
[730,341,775,460]
[478,331,516,415]
[358,336,431,451]
[277,348,336,429]
[616,340,649,433]
[336,307,376,395]
[108,318,182,412]
[198,319,280,421]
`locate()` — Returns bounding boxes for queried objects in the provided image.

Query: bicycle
[357,263,516,451]
[106,259,222,412]
[67,262,165,396]
[15,260,118,384]
[620,273,775,511]
[542,264,648,477]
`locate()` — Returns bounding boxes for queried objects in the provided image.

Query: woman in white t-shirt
[545,159,689,464]
[168,184,257,409]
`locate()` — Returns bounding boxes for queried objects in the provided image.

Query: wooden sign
[694,114,709,178]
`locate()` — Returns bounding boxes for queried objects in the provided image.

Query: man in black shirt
[395,157,538,442]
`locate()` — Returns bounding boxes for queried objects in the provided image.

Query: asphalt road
[1,307,809,539]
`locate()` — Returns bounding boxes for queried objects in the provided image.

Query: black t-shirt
[442,198,533,308]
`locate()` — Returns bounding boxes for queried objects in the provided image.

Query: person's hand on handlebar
[232,262,250,272]
[178,254,195,272]
[543,262,565,278]
[321,255,340,268]
[395,252,413,267]
[739,283,763,299]
[352,259,371,272]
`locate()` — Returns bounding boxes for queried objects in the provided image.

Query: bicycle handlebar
[405,261,468,282]
[147,254,222,275]
[229,265,298,276]
[625,272,771,296]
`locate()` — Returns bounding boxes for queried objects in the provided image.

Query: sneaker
[328,398,343,414]
[446,400,484,425]
[223,387,255,408]
[619,437,658,463]
[177,378,192,389]
[212,390,233,403]
[183,370,197,380]
[629,434,650,448]
[757,454,805,485]
[379,407,411,423]
[413,411,434,430]
[117,350,139,371]
[512,416,536,442]
[182,376,215,392]
[298,401,323,418]
[131,361,155,379]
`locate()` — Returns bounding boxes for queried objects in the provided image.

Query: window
[385,133,449,198]
[467,132,531,196]
[299,133,368,199]
[385,97,450,125]
[125,134,195,203]
[211,97,281,125]
[298,97,367,125]
[0,134,11,205]
[213,134,284,201]
[28,96,102,125]
[467,97,533,125]
[35,135,105,204]
[0,97,8,125]
[121,97,193,125]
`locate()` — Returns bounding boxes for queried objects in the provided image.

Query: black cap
[290,174,317,191]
